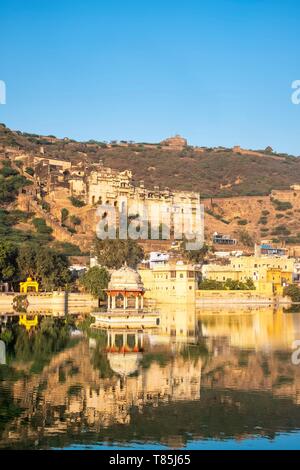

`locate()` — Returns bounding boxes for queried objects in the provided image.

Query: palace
[69,162,200,231]
[202,255,294,296]
[139,262,201,303]
[18,152,200,234]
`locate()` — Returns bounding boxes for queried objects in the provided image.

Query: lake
[1,303,300,450]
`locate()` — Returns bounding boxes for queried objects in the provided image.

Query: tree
[17,244,71,290]
[69,196,86,208]
[283,285,300,303]
[61,208,69,225]
[198,279,224,290]
[80,266,109,299]
[25,167,34,176]
[199,277,255,291]
[0,241,18,281]
[32,218,53,234]
[180,241,209,264]
[70,215,81,226]
[237,229,254,247]
[93,238,144,269]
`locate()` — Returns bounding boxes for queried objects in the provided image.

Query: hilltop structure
[160,134,188,150]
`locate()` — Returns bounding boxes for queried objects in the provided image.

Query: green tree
[25,167,34,176]
[61,208,69,224]
[180,241,209,264]
[283,285,300,303]
[272,225,291,236]
[70,215,81,226]
[198,279,224,290]
[17,244,71,290]
[32,218,53,234]
[80,266,109,299]
[0,241,18,281]
[199,277,255,291]
[69,196,86,208]
[237,229,254,247]
[94,238,144,269]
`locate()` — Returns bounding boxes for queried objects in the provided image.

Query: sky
[1,0,300,154]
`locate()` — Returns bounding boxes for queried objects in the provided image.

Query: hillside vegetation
[1,123,300,197]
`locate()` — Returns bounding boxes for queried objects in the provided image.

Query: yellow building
[139,262,201,303]
[19,277,39,294]
[18,315,38,331]
[202,256,294,296]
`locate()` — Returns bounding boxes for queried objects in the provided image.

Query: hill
[1,123,300,198]
[2,123,300,253]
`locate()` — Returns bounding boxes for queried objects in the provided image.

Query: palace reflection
[2,304,300,448]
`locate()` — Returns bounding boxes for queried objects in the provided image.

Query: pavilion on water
[92,264,160,330]
[106,264,145,312]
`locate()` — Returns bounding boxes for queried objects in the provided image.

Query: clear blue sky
[1,0,300,154]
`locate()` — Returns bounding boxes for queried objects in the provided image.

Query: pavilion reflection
[2,304,300,448]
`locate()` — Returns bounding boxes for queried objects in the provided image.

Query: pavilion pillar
[135,296,139,310]
[124,294,128,310]
[141,295,144,309]
[111,295,116,309]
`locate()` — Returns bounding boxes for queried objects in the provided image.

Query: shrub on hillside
[32,218,53,234]
[271,225,291,236]
[69,196,86,207]
[272,199,293,211]
[258,216,268,225]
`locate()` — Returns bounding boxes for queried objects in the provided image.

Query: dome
[108,265,144,291]
[107,352,142,376]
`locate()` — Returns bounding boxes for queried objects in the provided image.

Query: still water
[1,304,300,450]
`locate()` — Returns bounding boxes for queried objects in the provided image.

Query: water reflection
[1,305,300,449]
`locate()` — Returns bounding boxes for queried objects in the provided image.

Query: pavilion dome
[107,352,142,377]
[108,264,144,291]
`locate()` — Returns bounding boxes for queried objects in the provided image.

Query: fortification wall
[195,289,290,305]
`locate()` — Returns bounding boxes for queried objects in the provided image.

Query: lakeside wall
[196,289,290,305]
[0,292,98,311]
